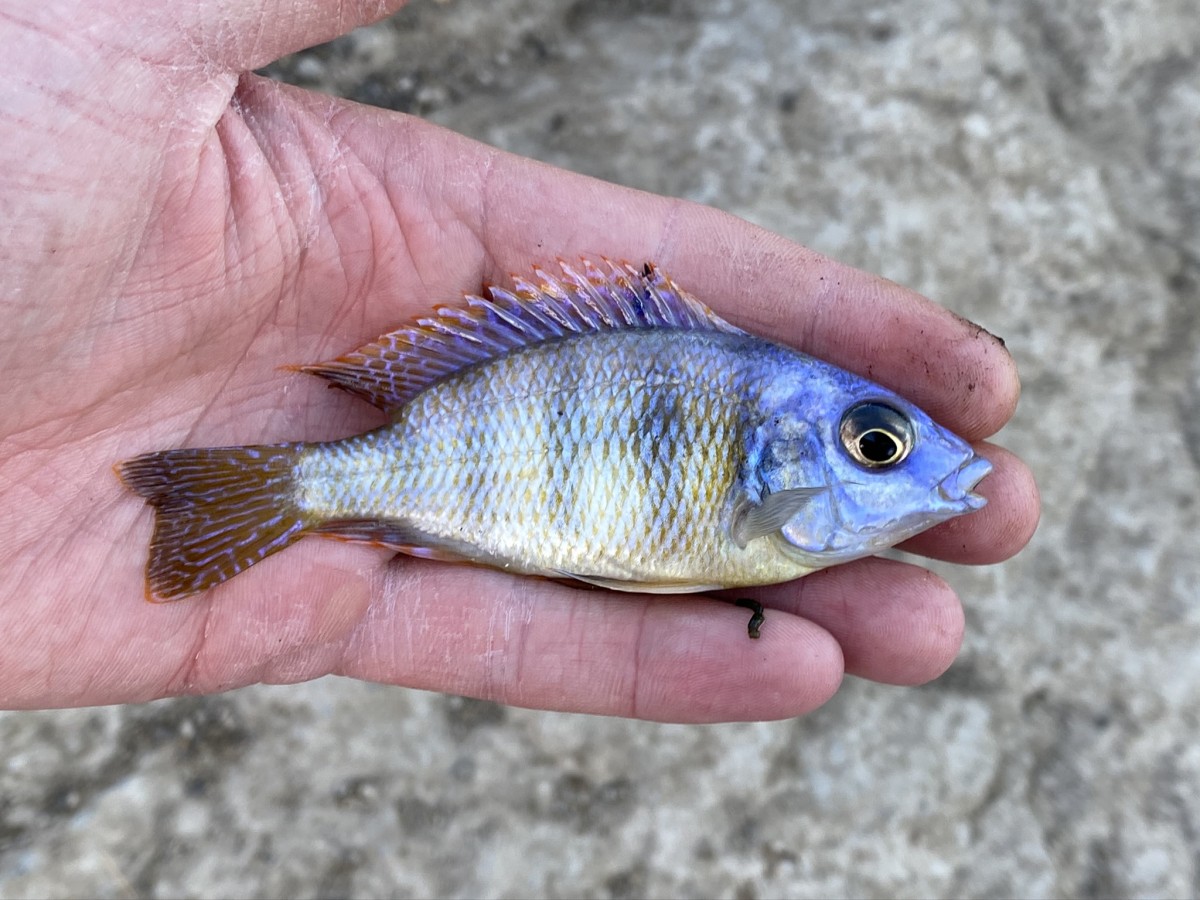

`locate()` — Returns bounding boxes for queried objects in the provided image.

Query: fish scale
[295,330,757,586]
[117,259,991,612]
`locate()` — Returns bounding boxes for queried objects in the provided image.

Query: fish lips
[935,454,993,512]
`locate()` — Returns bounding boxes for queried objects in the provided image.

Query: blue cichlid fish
[118,260,991,631]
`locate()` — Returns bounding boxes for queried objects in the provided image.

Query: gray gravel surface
[3,1,1198,897]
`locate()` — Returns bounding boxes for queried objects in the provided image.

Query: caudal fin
[116,444,309,601]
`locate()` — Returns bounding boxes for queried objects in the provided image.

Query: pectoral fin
[730,487,826,549]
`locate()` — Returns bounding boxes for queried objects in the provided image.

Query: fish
[117,260,991,636]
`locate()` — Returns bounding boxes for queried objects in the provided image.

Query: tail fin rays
[117,444,308,601]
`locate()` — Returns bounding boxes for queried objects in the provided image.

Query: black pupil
[859,430,898,463]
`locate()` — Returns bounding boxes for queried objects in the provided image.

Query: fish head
[751,359,992,564]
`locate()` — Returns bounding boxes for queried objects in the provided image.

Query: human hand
[0,0,1038,721]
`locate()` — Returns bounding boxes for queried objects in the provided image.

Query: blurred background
[2,0,1197,896]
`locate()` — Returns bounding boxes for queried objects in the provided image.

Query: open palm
[0,1,1037,721]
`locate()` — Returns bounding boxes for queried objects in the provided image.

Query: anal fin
[313,521,508,569]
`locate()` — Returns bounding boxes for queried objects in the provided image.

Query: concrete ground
[2,0,1197,896]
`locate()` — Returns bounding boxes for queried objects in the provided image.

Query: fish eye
[839,402,915,468]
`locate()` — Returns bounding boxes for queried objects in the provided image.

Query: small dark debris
[395,794,453,833]
[441,695,508,735]
[334,775,384,809]
[42,784,84,816]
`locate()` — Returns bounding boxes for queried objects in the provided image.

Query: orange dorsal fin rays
[296,259,744,415]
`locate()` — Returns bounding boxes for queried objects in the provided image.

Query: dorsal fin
[297,259,743,414]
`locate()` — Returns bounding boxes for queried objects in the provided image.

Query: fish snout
[937,455,992,511]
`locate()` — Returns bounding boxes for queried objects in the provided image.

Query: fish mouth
[937,455,992,510]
